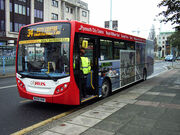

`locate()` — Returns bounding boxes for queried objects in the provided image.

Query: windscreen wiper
[41,72,59,82]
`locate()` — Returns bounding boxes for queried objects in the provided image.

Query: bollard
[3,56,5,75]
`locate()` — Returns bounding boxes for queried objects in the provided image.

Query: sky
[83,0,175,38]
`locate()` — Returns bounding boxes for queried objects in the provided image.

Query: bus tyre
[101,80,110,98]
[143,69,147,81]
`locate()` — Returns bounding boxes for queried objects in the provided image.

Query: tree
[167,31,180,55]
[158,0,180,25]
[154,37,158,52]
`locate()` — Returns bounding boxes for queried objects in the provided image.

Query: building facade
[104,20,118,31]
[157,32,174,58]
[0,0,89,46]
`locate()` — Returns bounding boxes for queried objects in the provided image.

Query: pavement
[16,68,180,135]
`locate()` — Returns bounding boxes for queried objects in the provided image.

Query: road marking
[11,109,77,135]
[0,84,17,90]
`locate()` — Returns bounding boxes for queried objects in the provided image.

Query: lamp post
[109,0,112,30]
[154,17,162,59]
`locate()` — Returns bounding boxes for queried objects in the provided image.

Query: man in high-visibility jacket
[80,50,91,74]
[80,48,91,97]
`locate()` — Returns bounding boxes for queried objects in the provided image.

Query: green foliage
[168,31,180,49]
[158,0,180,25]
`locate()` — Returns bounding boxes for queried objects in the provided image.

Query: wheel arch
[103,77,112,93]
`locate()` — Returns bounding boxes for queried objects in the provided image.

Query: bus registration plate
[33,96,46,102]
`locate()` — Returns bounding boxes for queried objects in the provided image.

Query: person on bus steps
[80,48,91,98]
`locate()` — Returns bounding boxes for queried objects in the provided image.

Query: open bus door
[73,34,99,102]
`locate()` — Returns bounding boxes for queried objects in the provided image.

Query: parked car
[176,56,180,61]
[165,55,176,61]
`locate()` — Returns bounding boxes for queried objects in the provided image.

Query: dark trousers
[80,71,88,97]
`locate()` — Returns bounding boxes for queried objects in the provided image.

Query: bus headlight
[54,82,70,95]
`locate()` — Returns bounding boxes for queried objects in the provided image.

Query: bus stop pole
[3,56,5,75]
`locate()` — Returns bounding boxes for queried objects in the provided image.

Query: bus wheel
[101,80,110,98]
[143,69,147,81]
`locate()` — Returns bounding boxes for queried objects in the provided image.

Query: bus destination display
[19,23,70,44]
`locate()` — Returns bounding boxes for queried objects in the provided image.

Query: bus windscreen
[17,23,71,79]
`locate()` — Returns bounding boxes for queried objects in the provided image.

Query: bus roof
[72,21,146,43]
[20,20,146,43]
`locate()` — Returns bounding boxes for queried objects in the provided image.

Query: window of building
[15,4,18,13]
[0,20,5,31]
[10,22,13,32]
[15,4,26,15]
[19,24,22,30]
[37,10,39,18]
[37,0,43,2]
[27,7,29,16]
[13,22,25,32]
[19,0,26,2]
[34,9,37,17]
[40,10,43,19]
[34,9,43,19]
[100,39,113,60]
[0,0,4,10]
[52,0,58,7]
[66,7,69,13]
[70,8,73,14]
[22,6,26,15]
[82,11,87,17]
[51,13,58,20]
[15,23,19,32]
[10,2,12,12]
[19,5,22,14]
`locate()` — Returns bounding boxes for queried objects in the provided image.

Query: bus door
[73,34,99,99]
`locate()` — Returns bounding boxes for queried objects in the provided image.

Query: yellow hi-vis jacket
[80,57,91,74]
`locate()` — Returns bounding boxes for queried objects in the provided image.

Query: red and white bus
[16,20,154,105]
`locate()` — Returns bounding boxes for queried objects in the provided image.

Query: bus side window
[100,39,113,60]
[113,41,125,60]
[126,41,135,50]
